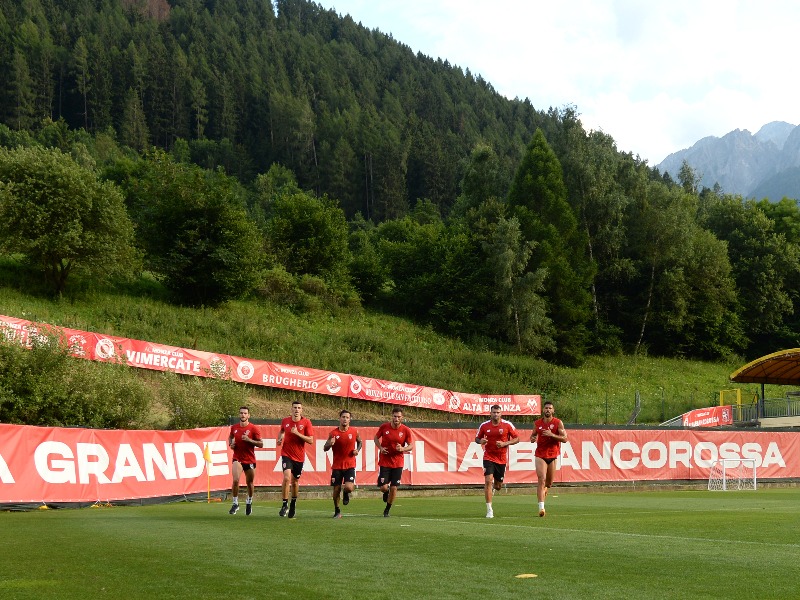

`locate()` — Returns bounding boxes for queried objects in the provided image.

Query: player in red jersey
[277,401,314,518]
[476,404,519,518]
[323,409,362,518]
[374,406,413,517]
[228,406,263,516]
[530,401,567,517]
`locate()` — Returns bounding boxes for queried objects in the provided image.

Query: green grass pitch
[2,488,799,599]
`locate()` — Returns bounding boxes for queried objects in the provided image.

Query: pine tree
[508,129,593,364]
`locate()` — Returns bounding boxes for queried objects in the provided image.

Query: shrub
[159,373,247,429]
[0,333,152,428]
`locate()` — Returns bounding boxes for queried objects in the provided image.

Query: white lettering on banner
[755,442,785,468]
[508,443,536,470]
[143,443,177,481]
[459,442,483,471]
[559,440,787,471]
[125,350,201,372]
[560,442,578,468]
[584,441,612,470]
[613,441,640,469]
[447,441,457,471]
[206,440,229,477]
[316,440,332,470]
[641,442,667,468]
[34,441,220,484]
[364,440,377,471]
[277,366,310,376]
[363,388,431,406]
[414,441,444,472]
[0,452,15,483]
[670,441,692,468]
[174,443,204,479]
[694,441,718,467]
[35,441,76,483]
[111,444,147,483]
[77,443,112,484]
[261,374,319,390]
[255,439,277,463]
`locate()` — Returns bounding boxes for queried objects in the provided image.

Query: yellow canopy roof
[730,348,800,385]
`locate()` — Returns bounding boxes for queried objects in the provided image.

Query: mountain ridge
[657,121,800,200]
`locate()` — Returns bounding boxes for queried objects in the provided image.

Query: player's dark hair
[543,401,554,408]
[239,405,249,412]
[339,409,351,417]
[292,400,302,406]
[391,406,403,415]
[490,404,501,411]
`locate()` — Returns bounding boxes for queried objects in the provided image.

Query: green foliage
[482,215,555,354]
[0,334,152,428]
[257,266,359,314]
[700,192,800,355]
[159,373,247,429]
[347,226,387,304]
[0,145,140,294]
[0,282,767,427]
[119,151,264,306]
[265,188,353,295]
[1,0,798,366]
[508,129,593,364]
[0,0,546,220]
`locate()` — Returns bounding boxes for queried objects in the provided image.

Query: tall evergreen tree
[8,48,36,130]
[507,129,593,364]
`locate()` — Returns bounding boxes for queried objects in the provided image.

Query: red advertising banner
[2,424,798,504]
[0,314,540,416]
[347,375,540,416]
[681,405,734,427]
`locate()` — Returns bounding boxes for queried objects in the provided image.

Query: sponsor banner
[0,314,537,416]
[348,375,540,416]
[0,314,350,398]
[554,429,798,483]
[2,424,798,504]
[682,405,734,428]
[0,424,229,503]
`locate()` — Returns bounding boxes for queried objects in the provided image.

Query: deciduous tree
[0,145,139,294]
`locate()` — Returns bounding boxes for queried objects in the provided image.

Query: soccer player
[530,400,568,517]
[277,400,314,518]
[228,406,263,516]
[324,409,362,518]
[374,406,413,517]
[476,404,519,518]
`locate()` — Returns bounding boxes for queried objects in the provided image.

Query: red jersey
[476,419,518,465]
[376,422,413,468]
[533,417,564,459]
[229,422,262,464]
[280,416,314,462]
[327,427,359,470]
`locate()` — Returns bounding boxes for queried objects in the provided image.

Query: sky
[314,0,800,165]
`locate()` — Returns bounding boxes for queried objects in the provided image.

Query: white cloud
[318,1,800,164]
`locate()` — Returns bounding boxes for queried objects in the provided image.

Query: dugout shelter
[730,348,800,424]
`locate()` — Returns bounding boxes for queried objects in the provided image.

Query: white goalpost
[708,458,757,491]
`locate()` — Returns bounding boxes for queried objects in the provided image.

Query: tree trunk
[634,262,655,355]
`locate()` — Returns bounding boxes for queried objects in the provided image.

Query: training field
[2,488,799,599]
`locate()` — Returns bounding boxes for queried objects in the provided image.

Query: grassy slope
[1,275,774,427]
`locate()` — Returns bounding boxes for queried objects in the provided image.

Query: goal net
[707,459,757,491]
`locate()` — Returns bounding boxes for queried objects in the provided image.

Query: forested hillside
[2,0,800,367]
